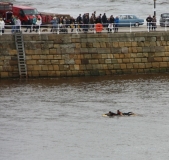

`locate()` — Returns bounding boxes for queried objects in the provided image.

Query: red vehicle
[0,2,70,25]
[12,5,41,25]
[0,2,41,25]
[0,2,13,24]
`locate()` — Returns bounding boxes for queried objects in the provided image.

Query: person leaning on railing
[24,16,33,33]
[32,15,37,31]
[15,17,21,32]
[35,18,42,32]
[0,17,5,33]
[146,15,152,31]
[10,15,16,34]
[152,16,157,31]
[114,16,119,33]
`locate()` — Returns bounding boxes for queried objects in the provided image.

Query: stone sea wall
[1,32,169,78]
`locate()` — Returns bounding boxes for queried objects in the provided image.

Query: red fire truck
[0,2,13,24]
[0,2,41,25]
[0,2,71,25]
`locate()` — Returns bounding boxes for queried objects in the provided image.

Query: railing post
[19,24,21,32]
[130,22,132,32]
[111,23,114,33]
[39,25,40,34]
[0,26,2,36]
[94,24,96,34]
[76,24,78,34]
[57,25,59,34]
[147,22,150,32]
[165,24,167,31]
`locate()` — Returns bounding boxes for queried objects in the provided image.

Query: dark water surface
[1,74,169,160]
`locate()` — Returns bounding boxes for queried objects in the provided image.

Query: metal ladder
[14,31,27,78]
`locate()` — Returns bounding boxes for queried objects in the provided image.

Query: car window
[128,15,133,19]
[120,15,127,19]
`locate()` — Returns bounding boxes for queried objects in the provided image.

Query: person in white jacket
[35,18,42,32]
[15,16,21,32]
[0,18,5,33]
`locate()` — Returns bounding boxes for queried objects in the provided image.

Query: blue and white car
[117,14,144,27]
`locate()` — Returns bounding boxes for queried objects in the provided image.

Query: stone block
[100,42,106,48]
[124,42,131,47]
[81,59,89,64]
[50,49,57,54]
[112,42,119,47]
[98,59,105,64]
[101,54,108,58]
[138,63,145,68]
[84,54,91,59]
[32,55,40,60]
[127,64,133,69]
[89,59,99,64]
[53,55,62,59]
[86,64,93,70]
[59,60,65,64]
[135,58,142,63]
[91,54,102,59]
[75,60,81,64]
[31,71,39,77]
[113,64,120,69]
[112,59,118,64]
[27,60,37,65]
[162,57,169,62]
[79,65,86,70]
[80,48,88,54]
[120,64,126,69]
[33,65,41,71]
[122,47,128,54]
[111,47,121,54]
[107,64,114,69]
[107,54,114,58]
[160,62,168,67]
[105,59,111,64]
[117,59,122,63]
[102,64,108,69]
[114,54,120,58]
[75,43,81,48]
[93,42,100,48]
[74,64,80,70]
[98,48,111,54]
[154,57,163,62]
[152,62,160,68]
[123,59,130,63]
[54,44,60,48]
[132,42,137,47]
[133,63,139,68]
[141,58,148,62]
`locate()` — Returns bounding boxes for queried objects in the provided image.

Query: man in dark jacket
[146,15,152,31]
[24,16,33,32]
[102,13,107,27]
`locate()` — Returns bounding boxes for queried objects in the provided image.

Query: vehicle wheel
[134,22,139,27]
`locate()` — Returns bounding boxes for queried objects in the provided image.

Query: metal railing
[0,22,168,35]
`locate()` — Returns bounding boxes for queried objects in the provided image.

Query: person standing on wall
[10,15,16,33]
[15,17,21,32]
[32,15,37,31]
[152,16,156,31]
[24,16,33,32]
[76,14,82,31]
[0,18,5,33]
[108,15,115,33]
[114,16,119,33]
[146,15,152,31]
[35,18,42,32]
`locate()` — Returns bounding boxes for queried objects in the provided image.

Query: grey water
[1,74,169,160]
[7,0,169,21]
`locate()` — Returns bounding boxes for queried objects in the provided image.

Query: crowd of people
[0,11,157,34]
